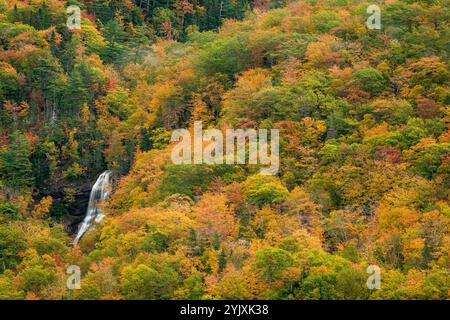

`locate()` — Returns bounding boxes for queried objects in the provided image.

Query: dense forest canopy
[0,0,449,300]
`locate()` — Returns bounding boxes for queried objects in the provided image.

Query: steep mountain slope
[0,0,449,299]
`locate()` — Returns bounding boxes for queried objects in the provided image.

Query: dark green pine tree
[218,249,227,273]
[11,4,21,23]
[49,30,60,57]
[0,132,35,192]
[139,127,153,151]
[59,33,77,73]
[91,0,116,23]
[127,25,154,63]
[35,3,52,30]
[100,19,129,64]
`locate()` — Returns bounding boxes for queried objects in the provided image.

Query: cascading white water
[73,171,112,244]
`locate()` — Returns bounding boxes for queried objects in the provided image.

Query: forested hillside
[0,0,449,300]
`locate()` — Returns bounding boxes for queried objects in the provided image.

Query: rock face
[47,181,93,235]
[45,172,117,236]
[63,185,92,235]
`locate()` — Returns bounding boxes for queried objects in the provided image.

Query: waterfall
[73,171,112,244]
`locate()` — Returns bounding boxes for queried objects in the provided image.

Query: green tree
[254,247,293,283]
[0,132,34,191]
[120,263,181,299]
[242,175,289,207]
[0,274,24,300]
[101,19,129,64]
[0,224,26,271]
[353,68,386,95]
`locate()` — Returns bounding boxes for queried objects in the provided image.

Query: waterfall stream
[73,171,112,244]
